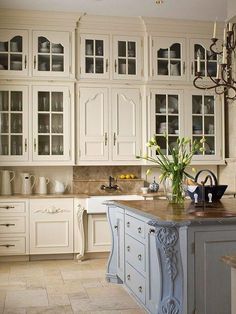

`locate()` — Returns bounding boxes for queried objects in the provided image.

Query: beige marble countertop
[114,199,236,223]
[221,255,236,269]
[0,193,89,199]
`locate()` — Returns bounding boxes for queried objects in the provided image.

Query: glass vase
[163,175,185,204]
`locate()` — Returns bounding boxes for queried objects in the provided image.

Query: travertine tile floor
[0,258,146,314]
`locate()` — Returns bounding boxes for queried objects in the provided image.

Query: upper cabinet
[32,31,70,78]
[0,85,29,162]
[78,86,142,164]
[80,34,109,79]
[113,36,142,80]
[189,39,218,80]
[0,29,29,77]
[79,34,143,81]
[0,29,73,78]
[152,37,186,81]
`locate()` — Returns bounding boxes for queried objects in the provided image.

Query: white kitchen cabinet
[185,89,223,162]
[32,30,71,78]
[0,85,29,162]
[149,88,184,155]
[189,38,219,81]
[152,37,186,81]
[78,86,142,164]
[79,87,109,161]
[149,87,223,163]
[0,29,28,77]
[32,85,72,162]
[80,34,109,79]
[30,198,74,254]
[0,200,29,256]
[87,213,111,252]
[113,35,142,80]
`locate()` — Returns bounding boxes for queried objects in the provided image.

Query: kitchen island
[106,199,236,314]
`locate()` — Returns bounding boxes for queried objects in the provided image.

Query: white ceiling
[0,0,230,22]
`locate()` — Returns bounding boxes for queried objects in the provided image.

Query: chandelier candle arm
[193,22,236,101]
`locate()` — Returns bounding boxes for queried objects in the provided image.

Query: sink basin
[189,210,236,218]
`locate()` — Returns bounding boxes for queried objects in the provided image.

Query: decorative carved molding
[76,204,86,261]
[155,226,183,314]
[35,206,66,214]
[160,297,180,314]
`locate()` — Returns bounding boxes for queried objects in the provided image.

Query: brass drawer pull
[0,206,15,209]
[0,223,15,227]
[138,227,142,233]
[149,228,155,234]
[138,254,142,261]
[0,244,15,248]
[127,246,130,252]
[127,274,131,280]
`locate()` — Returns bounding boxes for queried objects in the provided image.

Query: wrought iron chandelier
[193,22,236,101]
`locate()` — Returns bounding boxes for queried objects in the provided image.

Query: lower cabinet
[87,213,111,252]
[0,200,29,256]
[30,198,74,254]
[194,229,236,314]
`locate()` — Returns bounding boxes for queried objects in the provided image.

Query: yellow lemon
[130,174,135,179]
[125,174,131,179]
[119,174,125,179]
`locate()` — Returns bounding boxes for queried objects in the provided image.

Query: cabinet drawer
[125,234,145,274]
[0,237,26,255]
[0,202,26,214]
[30,199,73,218]
[0,217,26,234]
[125,214,146,241]
[125,262,146,305]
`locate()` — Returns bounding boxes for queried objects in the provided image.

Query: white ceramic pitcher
[53,180,67,194]
[38,176,50,195]
[1,170,15,195]
[20,173,36,195]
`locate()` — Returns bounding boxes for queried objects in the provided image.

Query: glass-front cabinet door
[189,39,219,80]
[188,90,222,161]
[80,34,109,79]
[150,89,184,156]
[0,86,28,161]
[113,35,142,80]
[0,30,28,76]
[33,31,70,77]
[152,37,186,81]
[32,86,70,161]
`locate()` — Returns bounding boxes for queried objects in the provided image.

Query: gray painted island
[106,199,236,314]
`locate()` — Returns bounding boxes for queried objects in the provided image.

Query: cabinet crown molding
[0,9,80,29]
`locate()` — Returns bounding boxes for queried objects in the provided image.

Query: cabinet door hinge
[191,242,195,255]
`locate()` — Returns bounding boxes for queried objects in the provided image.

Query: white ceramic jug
[20,173,36,195]
[1,170,15,195]
[170,62,179,76]
[54,180,67,194]
[38,176,50,195]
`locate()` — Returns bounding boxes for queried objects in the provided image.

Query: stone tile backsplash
[73,166,144,195]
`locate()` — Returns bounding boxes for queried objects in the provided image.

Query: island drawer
[125,233,145,274]
[0,217,26,234]
[0,237,26,255]
[125,214,146,241]
[0,202,26,214]
[125,262,146,305]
